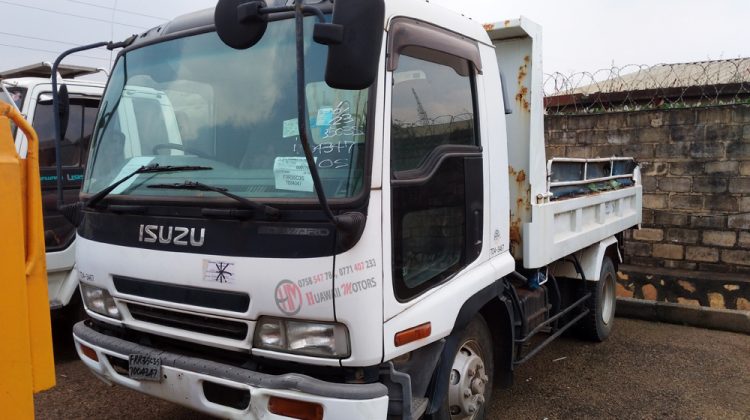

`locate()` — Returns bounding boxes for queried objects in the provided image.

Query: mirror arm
[107,34,138,51]
[247,4,325,23]
[52,36,135,221]
[300,5,326,23]
[293,0,339,226]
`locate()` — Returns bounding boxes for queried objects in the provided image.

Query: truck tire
[432,315,494,420]
[580,256,617,341]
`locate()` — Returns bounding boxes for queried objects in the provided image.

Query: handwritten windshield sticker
[274,157,314,192]
[323,101,365,139]
[282,118,299,138]
[289,140,360,169]
[316,107,334,126]
[203,259,235,284]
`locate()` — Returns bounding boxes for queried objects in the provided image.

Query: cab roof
[0,62,104,80]
[128,0,490,49]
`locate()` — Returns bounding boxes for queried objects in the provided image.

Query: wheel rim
[447,339,488,420]
[601,271,616,326]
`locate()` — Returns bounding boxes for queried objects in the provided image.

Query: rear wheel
[580,256,617,341]
[433,315,494,420]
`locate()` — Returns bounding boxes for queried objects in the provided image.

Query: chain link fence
[544,58,750,114]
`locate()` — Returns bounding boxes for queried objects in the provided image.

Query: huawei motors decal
[273,258,378,314]
[275,280,304,315]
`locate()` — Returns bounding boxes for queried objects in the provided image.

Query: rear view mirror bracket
[216,0,330,50]
[313,23,343,45]
[237,1,268,24]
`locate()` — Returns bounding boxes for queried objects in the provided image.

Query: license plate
[128,354,162,382]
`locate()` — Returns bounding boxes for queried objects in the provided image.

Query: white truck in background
[1,63,104,315]
[61,1,642,419]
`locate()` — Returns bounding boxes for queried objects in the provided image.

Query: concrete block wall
[545,105,750,311]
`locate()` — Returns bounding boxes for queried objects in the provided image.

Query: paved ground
[35,317,750,419]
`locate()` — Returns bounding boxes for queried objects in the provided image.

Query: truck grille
[113,276,250,312]
[127,303,249,340]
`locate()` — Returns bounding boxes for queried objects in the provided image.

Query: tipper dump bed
[486,18,642,271]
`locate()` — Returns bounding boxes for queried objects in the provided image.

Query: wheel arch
[605,240,621,272]
[550,236,621,281]
[478,295,514,389]
[425,279,514,414]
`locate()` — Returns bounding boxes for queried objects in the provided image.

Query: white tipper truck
[0,63,104,314]
[62,1,642,418]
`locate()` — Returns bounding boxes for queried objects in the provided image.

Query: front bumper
[72,322,389,419]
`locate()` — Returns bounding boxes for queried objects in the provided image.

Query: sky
[0,0,748,78]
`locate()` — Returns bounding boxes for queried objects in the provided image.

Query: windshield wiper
[147,180,280,219]
[86,164,213,208]
[58,163,213,226]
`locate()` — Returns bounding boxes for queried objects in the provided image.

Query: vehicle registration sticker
[128,354,162,382]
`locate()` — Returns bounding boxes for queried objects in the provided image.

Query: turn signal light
[79,343,99,362]
[268,396,323,420]
[394,322,431,347]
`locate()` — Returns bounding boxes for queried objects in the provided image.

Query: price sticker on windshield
[282,118,299,138]
[316,107,334,126]
[273,157,314,192]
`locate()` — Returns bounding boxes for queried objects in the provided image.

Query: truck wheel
[580,256,617,342]
[434,315,494,420]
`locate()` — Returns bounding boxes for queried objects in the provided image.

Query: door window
[35,96,99,168]
[391,53,477,172]
[33,94,100,250]
[390,49,482,300]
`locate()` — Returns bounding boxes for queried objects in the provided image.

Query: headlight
[254,317,350,358]
[80,283,121,319]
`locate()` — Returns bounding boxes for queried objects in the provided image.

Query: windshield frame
[82,12,379,211]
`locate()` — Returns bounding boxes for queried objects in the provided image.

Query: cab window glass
[391,53,477,173]
[34,96,99,168]
[1,86,26,137]
[390,51,480,300]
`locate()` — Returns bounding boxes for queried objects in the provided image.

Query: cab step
[386,397,428,420]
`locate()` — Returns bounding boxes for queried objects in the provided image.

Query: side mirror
[58,84,70,141]
[214,0,268,50]
[317,0,385,90]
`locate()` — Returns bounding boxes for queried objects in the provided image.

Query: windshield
[84,17,369,202]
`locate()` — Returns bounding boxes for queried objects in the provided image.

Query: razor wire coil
[544,59,750,115]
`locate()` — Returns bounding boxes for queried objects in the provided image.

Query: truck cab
[68,1,641,419]
[1,63,104,312]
